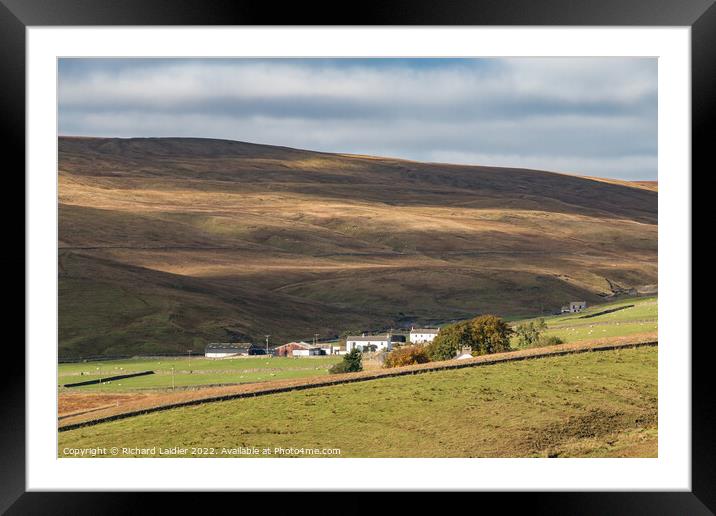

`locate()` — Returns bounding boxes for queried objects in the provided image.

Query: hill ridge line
[59,135,647,184]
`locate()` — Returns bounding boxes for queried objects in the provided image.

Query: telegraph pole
[265,335,271,355]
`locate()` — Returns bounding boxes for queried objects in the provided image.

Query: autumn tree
[426,314,513,360]
[469,315,513,355]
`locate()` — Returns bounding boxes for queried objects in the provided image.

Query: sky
[58,58,657,180]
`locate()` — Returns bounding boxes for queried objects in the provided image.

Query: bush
[328,361,348,374]
[329,348,362,374]
[513,319,565,349]
[384,345,429,368]
[540,335,564,346]
[426,314,512,360]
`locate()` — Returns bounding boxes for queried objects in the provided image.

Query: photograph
[56,57,658,459]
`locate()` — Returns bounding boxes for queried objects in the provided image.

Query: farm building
[346,334,392,352]
[390,334,407,344]
[274,341,340,356]
[409,327,440,344]
[205,342,267,358]
[561,301,588,313]
[317,344,342,355]
[273,341,313,357]
[292,347,323,357]
[205,343,249,358]
[246,343,269,355]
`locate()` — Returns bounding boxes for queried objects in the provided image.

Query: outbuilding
[274,341,313,357]
[390,334,407,344]
[205,343,248,358]
[205,342,266,358]
[292,347,323,357]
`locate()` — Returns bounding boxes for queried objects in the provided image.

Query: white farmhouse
[345,334,392,352]
[409,327,440,344]
[561,301,587,313]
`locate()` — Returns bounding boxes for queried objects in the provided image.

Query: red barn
[273,341,313,357]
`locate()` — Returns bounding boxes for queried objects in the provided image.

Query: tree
[343,348,363,371]
[469,315,512,355]
[425,321,472,361]
[513,318,547,349]
[329,347,363,374]
[425,314,513,360]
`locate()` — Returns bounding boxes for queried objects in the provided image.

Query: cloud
[58,58,657,180]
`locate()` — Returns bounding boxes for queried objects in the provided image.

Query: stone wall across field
[62,370,154,388]
[58,337,657,432]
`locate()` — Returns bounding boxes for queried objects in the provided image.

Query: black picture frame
[3,0,708,512]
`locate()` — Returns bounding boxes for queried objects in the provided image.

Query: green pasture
[58,346,658,458]
[511,296,657,346]
[59,355,341,392]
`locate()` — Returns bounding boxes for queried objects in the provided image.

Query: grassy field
[58,136,657,357]
[58,296,656,393]
[511,296,657,347]
[58,346,657,458]
[59,356,341,392]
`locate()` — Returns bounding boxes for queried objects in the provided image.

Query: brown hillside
[58,137,657,356]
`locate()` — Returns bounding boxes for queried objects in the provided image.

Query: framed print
[3,0,711,511]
